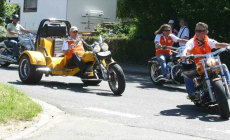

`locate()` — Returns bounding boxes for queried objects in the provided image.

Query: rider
[6,14,30,59]
[62,26,86,73]
[181,22,230,99]
[154,24,187,79]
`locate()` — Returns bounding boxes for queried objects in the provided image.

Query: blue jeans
[157,54,171,76]
[184,64,230,94]
[8,40,19,57]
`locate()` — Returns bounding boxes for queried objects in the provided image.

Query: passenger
[181,22,230,99]
[154,24,187,79]
[62,26,86,73]
[6,14,31,59]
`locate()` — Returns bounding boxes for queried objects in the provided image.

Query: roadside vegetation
[90,0,230,66]
[0,83,42,123]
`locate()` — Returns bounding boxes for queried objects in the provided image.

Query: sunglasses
[73,31,78,33]
[164,30,171,32]
[195,30,205,33]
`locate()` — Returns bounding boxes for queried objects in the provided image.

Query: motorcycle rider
[7,14,31,60]
[62,26,86,73]
[181,22,230,99]
[154,24,187,79]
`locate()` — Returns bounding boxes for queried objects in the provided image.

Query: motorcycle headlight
[207,57,216,67]
[101,43,109,51]
[94,44,101,53]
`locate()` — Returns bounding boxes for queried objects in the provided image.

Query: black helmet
[12,14,19,19]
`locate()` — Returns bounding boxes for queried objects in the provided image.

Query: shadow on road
[9,80,121,97]
[125,74,186,93]
[160,104,227,122]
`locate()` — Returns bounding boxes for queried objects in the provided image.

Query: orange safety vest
[66,40,85,62]
[156,35,173,56]
[189,35,211,63]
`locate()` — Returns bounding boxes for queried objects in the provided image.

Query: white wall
[67,0,117,32]
[7,0,118,32]
[8,0,67,31]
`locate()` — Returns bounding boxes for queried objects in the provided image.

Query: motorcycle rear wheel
[149,62,164,85]
[213,80,230,120]
[108,64,125,95]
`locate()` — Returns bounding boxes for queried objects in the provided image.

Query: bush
[0,26,7,41]
[94,20,137,39]
[83,36,154,65]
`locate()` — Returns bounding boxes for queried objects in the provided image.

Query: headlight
[207,57,216,67]
[94,44,101,52]
[101,43,109,51]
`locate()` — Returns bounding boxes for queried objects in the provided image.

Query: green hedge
[83,36,155,65]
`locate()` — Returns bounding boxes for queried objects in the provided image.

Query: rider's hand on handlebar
[155,43,162,49]
[162,45,167,49]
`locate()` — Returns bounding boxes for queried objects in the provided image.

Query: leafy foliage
[0,0,19,26]
[0,26,7,41]
[94,20,137,39]
[118,0,230,42]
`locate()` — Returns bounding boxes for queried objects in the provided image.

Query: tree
[0,0,6,25]
[118,0,230,42]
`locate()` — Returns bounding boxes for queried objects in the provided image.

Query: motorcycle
[148,45,184,85]
[182,47,230,119]
[0,32,36,67]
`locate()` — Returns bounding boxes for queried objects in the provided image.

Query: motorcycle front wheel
[213,80,230,120]
[149,62,164,85]
[108,64,125,95]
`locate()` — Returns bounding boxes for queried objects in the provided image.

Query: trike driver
[62,26,86,74]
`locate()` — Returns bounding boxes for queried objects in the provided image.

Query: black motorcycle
[148,46,184,85]
[0,33,35,67]
[182,47,230,119]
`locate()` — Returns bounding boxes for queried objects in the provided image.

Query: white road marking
[85,107,141,118]
[207,128,230,134]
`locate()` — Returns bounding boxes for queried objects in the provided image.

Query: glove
[155,43,162,49]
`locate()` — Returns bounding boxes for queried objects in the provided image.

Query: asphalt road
[1,64,230,140]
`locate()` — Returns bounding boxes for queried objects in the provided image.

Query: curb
[5,98,63,140]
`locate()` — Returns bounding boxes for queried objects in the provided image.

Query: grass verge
[0,83,42,123]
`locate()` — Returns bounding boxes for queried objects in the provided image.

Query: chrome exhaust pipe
[0,54,17,63]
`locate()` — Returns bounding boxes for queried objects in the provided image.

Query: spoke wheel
[149,62,164,85]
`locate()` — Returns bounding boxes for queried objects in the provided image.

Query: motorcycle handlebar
[185,47,228,59]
